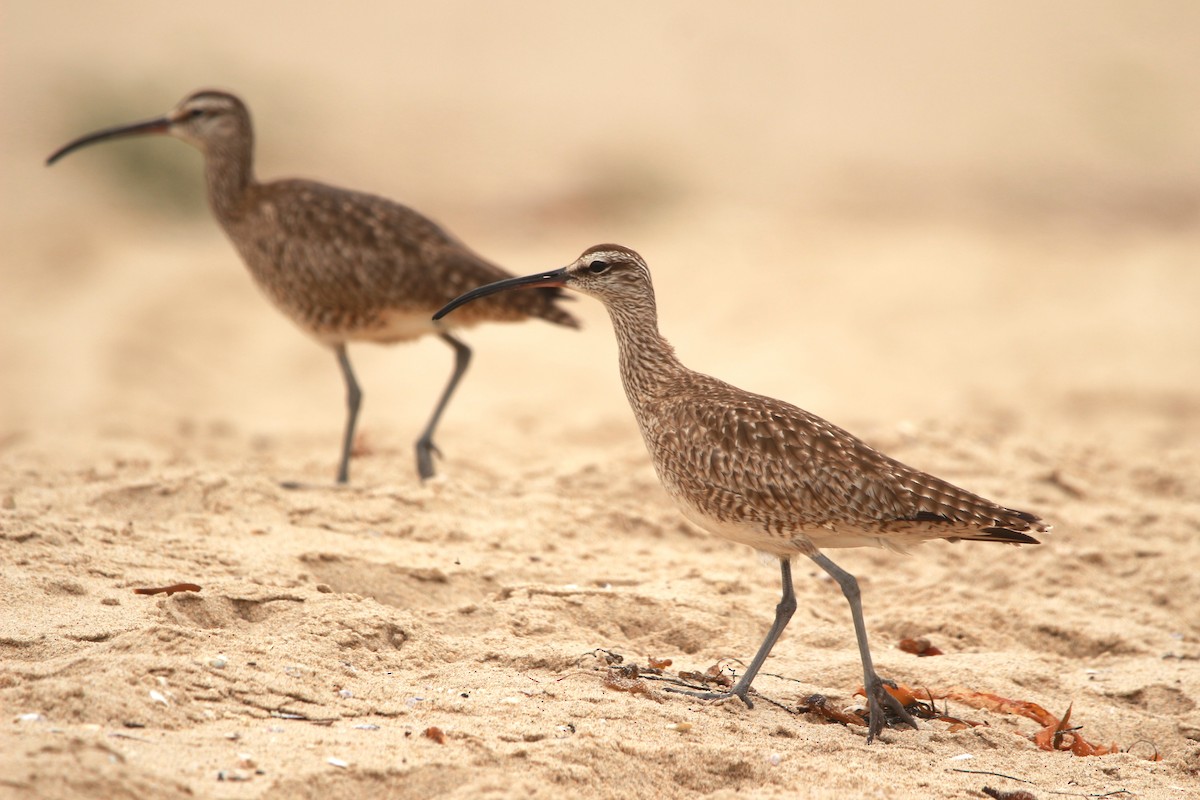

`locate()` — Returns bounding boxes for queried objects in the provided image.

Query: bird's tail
[967,507,1050,545]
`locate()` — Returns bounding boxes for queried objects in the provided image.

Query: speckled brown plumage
[435,243,1048,743]
[48,89,577,483]
[224,178,575,341]
[641,372,1043,554]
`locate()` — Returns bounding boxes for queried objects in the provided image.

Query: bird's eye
[186,109,206,120]
[588,260,610,274]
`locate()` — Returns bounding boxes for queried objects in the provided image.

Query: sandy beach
[3,3,1199,798]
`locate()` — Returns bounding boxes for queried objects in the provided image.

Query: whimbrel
[435,244,1048,742]
[47,89,578,483]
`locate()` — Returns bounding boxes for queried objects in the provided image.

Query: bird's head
[434,244,654,321]
[47,89,250,165]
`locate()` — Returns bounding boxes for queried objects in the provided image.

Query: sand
[3,3,1200,798]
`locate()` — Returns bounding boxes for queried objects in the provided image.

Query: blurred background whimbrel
[435,244,1049,742]
[46,89,578,484]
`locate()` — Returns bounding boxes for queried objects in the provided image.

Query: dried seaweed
[898,637,944,657]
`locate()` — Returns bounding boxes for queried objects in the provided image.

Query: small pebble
[327,757,349,769]
[217,770,252,782]
[338,689,353,699]
[767,752,782,766]
[149,690,169,705]
[15,713,45,723]
[209,655,228,669]
[949,753,974,761]
[666,722,692,733]
[353,724,380,731]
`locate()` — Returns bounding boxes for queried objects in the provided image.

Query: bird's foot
[415,438,442,481]
[863,675,918,743]
[665,685,755,709]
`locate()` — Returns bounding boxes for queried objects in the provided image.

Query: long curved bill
[46,116,172,166]
[433,267,569,320]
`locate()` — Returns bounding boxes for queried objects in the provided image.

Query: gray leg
[668,558,797,708]
[415,333,471,480]
[808,551,917,742]
[726,558,798,705]
[335,343,362,485]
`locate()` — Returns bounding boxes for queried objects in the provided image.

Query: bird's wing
[240,180,576,326]
[651,374,1042,540]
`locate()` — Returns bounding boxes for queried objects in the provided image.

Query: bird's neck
[203,137,255,222]
[606,298,684,403]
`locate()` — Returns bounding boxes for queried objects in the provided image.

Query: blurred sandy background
[2,2,1199,798]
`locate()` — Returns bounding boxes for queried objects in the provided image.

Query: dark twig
[951,769,1034,784]
[133,582,201,596]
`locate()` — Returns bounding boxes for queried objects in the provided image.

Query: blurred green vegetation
[54,85,212,220]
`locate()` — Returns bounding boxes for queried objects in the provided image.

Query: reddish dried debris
[798,694,867,727]
[603,668,666,703]
[677,661,735,690]
[898,637,944,657]
[883,685,1152,758]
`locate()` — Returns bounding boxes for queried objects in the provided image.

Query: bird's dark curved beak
[46,115,173,166]
[433,268,569,320]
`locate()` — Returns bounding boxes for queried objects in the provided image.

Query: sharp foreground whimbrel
[435,244,1049,742]
[46,89,578,483]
